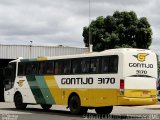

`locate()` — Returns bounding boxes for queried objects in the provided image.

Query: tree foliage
[82,11,152,51]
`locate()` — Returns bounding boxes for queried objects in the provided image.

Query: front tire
[69,95,88,115]
[95,106,113,115]
[14,93,27,109]
[41,104,52,110]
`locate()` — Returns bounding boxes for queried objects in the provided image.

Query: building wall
[0,44,89,59]
[0,44,88,102]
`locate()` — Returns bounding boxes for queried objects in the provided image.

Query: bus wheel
[69,95,88,115]
[95,106,113,115]
[14,93,27,109]
[41,104,52,110]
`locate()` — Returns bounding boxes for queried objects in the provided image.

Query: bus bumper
[118,97,157,105]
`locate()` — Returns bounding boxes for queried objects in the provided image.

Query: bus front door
[4,63,16,102]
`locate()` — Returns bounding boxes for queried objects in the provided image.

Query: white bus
[3,48,157,115]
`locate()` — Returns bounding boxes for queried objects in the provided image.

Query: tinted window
[102,55,118,73]
[20,55,118,76]
[81,58,90,73]
[109,56,118,73]
[90,57,100,73]
[63,60,71,74]
[102,57,109,73]
[55,61,63,74]
[39,61,54,75]
[18,62,25,76]
[71,59,81,74]
[25,62,39,75]
[39,62,45,74]
[55,60,71,74]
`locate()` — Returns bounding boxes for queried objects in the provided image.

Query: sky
[0,0,159,56]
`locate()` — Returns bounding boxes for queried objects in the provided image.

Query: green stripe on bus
[26,75,46,104]
[35,76,55,104]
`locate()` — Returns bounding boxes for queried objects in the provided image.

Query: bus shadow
[0,108,74,117]
[0,108,143,119]
[145,108,160,110]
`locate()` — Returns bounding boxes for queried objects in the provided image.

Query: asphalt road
[0,103,160,120]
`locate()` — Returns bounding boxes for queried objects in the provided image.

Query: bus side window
[44,61,54,74]
[109,56,118,73]
[55,61,58,74]
[71,59,81,74]
[90,57,100,73]
[31,65,36,74]
[25,63,32,75]
[18,62,25,76]
[63,60,71,74]
[102,57,109,73]
[102,55,118,74]
[81,58,90,73]
[55,61,62,74]
[25,62,39,75]
[31,62,39,75]
[39,62,45,74]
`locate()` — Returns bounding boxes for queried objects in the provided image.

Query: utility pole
[89,0,93,52]
[30,41,32,58]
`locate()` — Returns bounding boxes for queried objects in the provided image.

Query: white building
[0,44,89,59]
[0,44,88,102]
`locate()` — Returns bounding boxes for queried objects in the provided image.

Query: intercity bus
[3,48,157,115]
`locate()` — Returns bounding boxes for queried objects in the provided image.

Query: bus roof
[9,48,155,63]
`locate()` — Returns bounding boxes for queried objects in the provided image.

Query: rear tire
[69,95,88,115]
[14,93,27,109]
[95,106,113,115]
[41,104,52,110]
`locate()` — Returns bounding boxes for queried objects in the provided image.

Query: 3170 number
[98,78,115,84]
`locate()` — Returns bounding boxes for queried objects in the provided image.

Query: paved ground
[0,102,160,120]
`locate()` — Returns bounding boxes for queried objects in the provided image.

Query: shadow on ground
[145,108,160,110]
[0,107,145,119]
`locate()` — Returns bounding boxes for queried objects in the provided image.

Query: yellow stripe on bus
[62,89,119,107]
[43,76,157,106]
[37,57,47,61]
[44,76,63,104]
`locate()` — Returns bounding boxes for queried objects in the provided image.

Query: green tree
[82,11,152,51]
